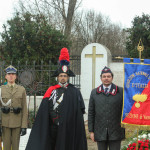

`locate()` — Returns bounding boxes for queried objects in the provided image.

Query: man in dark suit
[88,66,125,150]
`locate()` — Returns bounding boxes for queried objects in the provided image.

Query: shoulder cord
[0,87,11,107]
[49,90,57,105]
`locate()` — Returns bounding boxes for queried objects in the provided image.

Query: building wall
[109,62,124,87]
[27,96,43,110]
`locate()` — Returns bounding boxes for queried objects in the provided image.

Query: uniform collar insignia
[97,83,118,95]
[58,82,68,88]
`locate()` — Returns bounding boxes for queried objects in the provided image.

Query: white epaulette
[0,87,11,107]
[53,93,64,110]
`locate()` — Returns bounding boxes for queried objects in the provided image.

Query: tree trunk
[64,0,77,37]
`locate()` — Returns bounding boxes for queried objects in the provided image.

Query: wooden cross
[85,46,103,89]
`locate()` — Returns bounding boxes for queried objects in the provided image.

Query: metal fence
[0,55,81,96]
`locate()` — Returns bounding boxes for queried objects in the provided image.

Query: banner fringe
[122,123,150,138]
[121,123,150,130]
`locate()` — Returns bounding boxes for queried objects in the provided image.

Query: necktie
[104,88,109,94]
[10,85,13,92]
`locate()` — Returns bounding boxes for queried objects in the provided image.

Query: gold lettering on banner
[135,71,149,77]
[125,113,129,117]
[143,115,150,120]
[126,71,150,88]
[125,113,150,120]
[132,83,149,88]
[126,73,135,88]
[126,113,150,120]
[127,113,139,119]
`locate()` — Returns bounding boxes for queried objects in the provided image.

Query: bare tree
[18,0,82,37]
[50,0,80,36]
[72,10,127,55]
[16,1,127,56]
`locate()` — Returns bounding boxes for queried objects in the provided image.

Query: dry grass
[88,139,97,150]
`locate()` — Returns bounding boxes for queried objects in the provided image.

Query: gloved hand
[20,128,27,136]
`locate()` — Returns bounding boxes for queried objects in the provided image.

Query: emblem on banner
[132,94,147,108]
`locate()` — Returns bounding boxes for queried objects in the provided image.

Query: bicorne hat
[51,48,75,77]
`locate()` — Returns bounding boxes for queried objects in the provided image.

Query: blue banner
[122,63,150,126]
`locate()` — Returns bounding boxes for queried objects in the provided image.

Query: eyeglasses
[58,75,68,77]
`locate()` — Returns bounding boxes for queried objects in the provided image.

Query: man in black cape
[26,48,87,150]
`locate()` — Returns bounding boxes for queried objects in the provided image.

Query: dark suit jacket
[88,83,125,141]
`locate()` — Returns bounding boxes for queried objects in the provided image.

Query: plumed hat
[100,66,113,76]
[51,48,75,77]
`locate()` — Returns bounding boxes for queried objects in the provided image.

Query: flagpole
[136,39,144,150]
[117,39,144,150]
[137,38,144,60]
[139,51,141,59]
[114,57,144,61]
[115,39,144,61]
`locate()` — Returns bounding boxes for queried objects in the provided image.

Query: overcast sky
[0,0,150,32]
[82,0,150,28]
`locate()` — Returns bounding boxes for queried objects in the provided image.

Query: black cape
[26,84,87,150]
